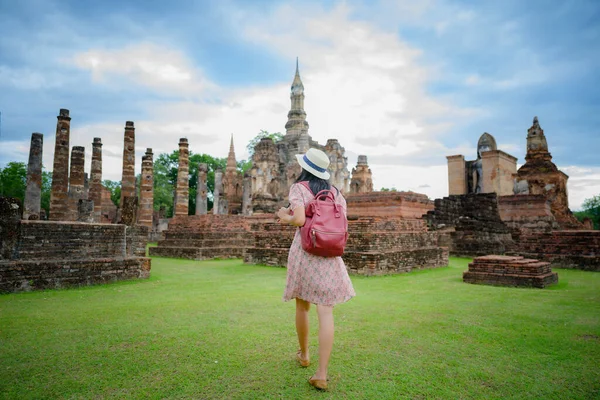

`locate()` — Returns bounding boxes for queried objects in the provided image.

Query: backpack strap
[298,181,339,197]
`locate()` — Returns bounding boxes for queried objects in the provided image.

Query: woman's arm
[276,206,306,227]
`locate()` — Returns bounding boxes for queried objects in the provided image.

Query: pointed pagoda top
[291,57,304,95]
[226,133,237,171]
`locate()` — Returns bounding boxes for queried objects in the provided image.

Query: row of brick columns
[22,110,157,227]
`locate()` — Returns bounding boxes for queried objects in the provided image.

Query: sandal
[296,350,310,367]
[308,376,328,390]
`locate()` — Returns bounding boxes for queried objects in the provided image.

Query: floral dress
[282,183,356,307]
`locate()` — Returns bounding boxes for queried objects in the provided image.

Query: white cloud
[72,43,215,95]
[561,165,600,210]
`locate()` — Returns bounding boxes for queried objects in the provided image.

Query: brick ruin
[89,138,103,222]
[49,109,71,221]
[513,117,583,229]
[23,133,43,220]
[149,214,260,260]
[0,197,150,293]
[0,109,154,292]
[244,195,448,275]
[436,118,598,271]
[223,136,243,214]
[138,148,154,228]
[463,255,558,288]
[350,155,373,194]
[424,193,514,257]
[174,138,190,217]
[447,132,517,196]
[195,163,208,215]
[243,60,350,214]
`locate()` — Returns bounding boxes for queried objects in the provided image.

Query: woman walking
[276,148,356,391]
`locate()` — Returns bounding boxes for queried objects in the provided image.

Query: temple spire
[226,134,237,171]
[285,58,309,136]
[291,57,304,96]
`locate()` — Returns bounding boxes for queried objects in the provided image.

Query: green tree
[246,129,283,156]
[0,162,27,202]
[380,187,397,192]
[153,151,230,217]
[41,170,52,215]
[102,180,121,207]
[575,195,600,229]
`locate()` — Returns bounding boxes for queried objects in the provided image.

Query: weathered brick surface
[49,109,71,221]
[23,133,43,220]
[346,191,433,219]
[463,255,558,288]
[89,138,103,222]
[0,217,150,293]
[512,230,600,271]
[149,215,259,260]
[120,121,136,205]
[424,193,514,257]
[244,216,448,275]
[174,138,189,216]
[0,257,150,293]
[1,197,22,260]
[67,146,86,221]
[138,148,154,228]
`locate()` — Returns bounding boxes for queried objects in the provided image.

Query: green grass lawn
[1,257,599,399]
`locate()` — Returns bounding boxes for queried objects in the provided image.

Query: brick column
[138,148,154,228]
[68,146,86,220]
[49,109,71,221]
[213,168,223,215]
[120,121,136,206]
[89,138,103,222]
[242,173,253,216]
[195,163,208,215]
[23,132,43,220]
[174,138,189,216]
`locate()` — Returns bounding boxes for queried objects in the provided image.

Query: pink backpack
[298,181,348,257]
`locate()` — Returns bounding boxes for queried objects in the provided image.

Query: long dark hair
[296,168,337,196]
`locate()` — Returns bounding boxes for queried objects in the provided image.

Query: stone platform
[514,230,600,271]
[424,193,514,257]
[0,218,150,293]
[245,217,448,276]
[463,255,558,288]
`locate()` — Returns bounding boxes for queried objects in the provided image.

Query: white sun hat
[295,148,331,180]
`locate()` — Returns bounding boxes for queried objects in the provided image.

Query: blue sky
[0,0,598,208]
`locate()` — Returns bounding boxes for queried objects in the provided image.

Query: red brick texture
[463,255,558,288]
[0,212,150,293]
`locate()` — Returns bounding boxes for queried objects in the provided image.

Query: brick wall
[463,255,558,288]
[346,191,433,219]
[245,216,448,275]
[424,193,514,256]
[0,201,150,293]
[149,215,268,260]
[513,230,600,271]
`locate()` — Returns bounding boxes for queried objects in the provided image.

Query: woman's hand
[276,207,291,222]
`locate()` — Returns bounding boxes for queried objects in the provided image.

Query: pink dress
[282,183,356,307]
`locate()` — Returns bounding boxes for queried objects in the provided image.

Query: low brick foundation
[513,230,600,271]
[149,214,271,260]
[245,217,448,276]
[463,255,558,288]
[0,216,150,293]
[425,193,514,257]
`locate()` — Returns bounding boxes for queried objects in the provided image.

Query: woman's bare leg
[296,298,311,360]
[314,305,334,380]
